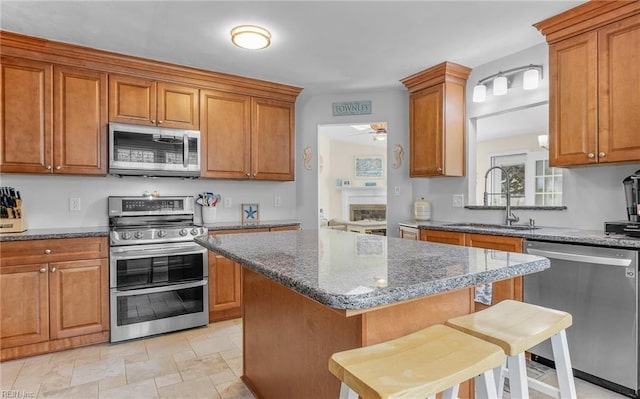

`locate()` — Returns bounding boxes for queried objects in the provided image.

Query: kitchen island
[195,229,549,399]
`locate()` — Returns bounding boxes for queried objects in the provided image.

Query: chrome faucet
[483,166,520,226]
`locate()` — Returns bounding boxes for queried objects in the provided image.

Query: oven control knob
[157,230,167,238]
[134,231,144,239]
[121,231,132,240]
[190,228,200,236]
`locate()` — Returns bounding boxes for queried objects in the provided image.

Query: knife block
[0,199,27,233]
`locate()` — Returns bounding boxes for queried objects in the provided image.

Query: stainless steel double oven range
[108,196,208,342]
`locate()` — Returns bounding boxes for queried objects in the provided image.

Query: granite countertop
[0,220,300,242]
[195,229,549,310]
[0,226,110,242]
[399,220,640,249]
[199,220,300,231]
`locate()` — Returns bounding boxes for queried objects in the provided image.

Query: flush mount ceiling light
[472,64,543,103]
[231,25,271,50]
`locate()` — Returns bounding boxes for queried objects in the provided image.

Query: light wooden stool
[445,300,576,399]
[328,324,505,399]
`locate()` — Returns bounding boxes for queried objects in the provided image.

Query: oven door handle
[112,279,207,297]
[110,246,206,259]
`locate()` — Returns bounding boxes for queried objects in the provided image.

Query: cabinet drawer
[0,237,108,266]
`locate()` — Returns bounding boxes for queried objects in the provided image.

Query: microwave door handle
[183,134,188,167]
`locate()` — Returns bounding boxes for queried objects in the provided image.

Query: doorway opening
[317,122,388,235]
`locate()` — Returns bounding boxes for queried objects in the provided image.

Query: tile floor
[0,319,631,399]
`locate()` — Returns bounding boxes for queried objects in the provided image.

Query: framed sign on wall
[354,156,384,179]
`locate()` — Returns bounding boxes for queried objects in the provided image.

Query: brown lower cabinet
[407,227,523,311]
[208,225,300,322]
[0,237,109,361]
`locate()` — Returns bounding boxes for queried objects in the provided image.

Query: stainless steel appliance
[606,170,640,238]
[109,122,201,177]
[524,240,639,398]
[625,170,640,222]
[108,196,208,342]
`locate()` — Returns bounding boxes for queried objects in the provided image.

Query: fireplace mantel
[340,186,386,221]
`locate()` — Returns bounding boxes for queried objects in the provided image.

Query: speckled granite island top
[195,229,549,310]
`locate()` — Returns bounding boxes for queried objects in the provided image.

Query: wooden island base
[241,268,475,399]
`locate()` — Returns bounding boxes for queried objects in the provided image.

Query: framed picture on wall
[354,156,384,179]
[241,203,260,224]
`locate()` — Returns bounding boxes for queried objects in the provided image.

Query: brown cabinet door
[598,14,640,164]
[48,258,109,340]
[157,82,199,130]
[251,97,295,181]
[0,263,50,348]
[0,237,108,266]
[54,65,108,175]
[208,228,270,321]
[0,57,53,173]
[200,90,251,179]
[209,254,242,315]
[109,74,156,126]
[548,31,598,166]
[465,233,523,310]
[409,85,444,177]
[421,229,465,245]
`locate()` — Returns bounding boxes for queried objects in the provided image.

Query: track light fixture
[472,64,543,103]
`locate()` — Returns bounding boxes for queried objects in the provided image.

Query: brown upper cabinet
[401,62,471,177]
[109,74,199,130]
[1,31,301,177]
[535,2,640,166]
[201,90,295,181]
[0,58,108,175]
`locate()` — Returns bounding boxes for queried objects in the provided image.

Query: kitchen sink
[444,223,540,231]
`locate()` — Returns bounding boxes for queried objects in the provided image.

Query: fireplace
[350,204,386,221]
[340,186,386,221]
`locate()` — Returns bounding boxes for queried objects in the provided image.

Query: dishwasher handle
[526,248,633,267]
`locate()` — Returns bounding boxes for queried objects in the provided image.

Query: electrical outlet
[394,186,400,196]
[452,194,464,208]
[69,197,81,211]
[274,196,281,207]
[223,197,232,208]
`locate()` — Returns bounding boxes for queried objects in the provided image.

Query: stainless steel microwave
[109,122,201,177]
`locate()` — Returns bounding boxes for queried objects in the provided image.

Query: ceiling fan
[350,123,388,141]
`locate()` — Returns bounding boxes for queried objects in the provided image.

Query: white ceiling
[1,1,584,94]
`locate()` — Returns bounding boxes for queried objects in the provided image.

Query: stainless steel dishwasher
[524,240,639,398]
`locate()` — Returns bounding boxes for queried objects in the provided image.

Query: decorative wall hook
[303,146,312,171]
[392,144,404,169]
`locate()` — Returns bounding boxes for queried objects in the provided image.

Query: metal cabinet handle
[39,268,47,273]
[436,167,443,172]
[50,267,56,272]
[55,166,61,170]
[151,120,156,124]
[46,165,52,170]
[246,173,250,177]
[587,153,595,159]
[158,120,163,124]
[599,152,606,158]
[44,249,51,254]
